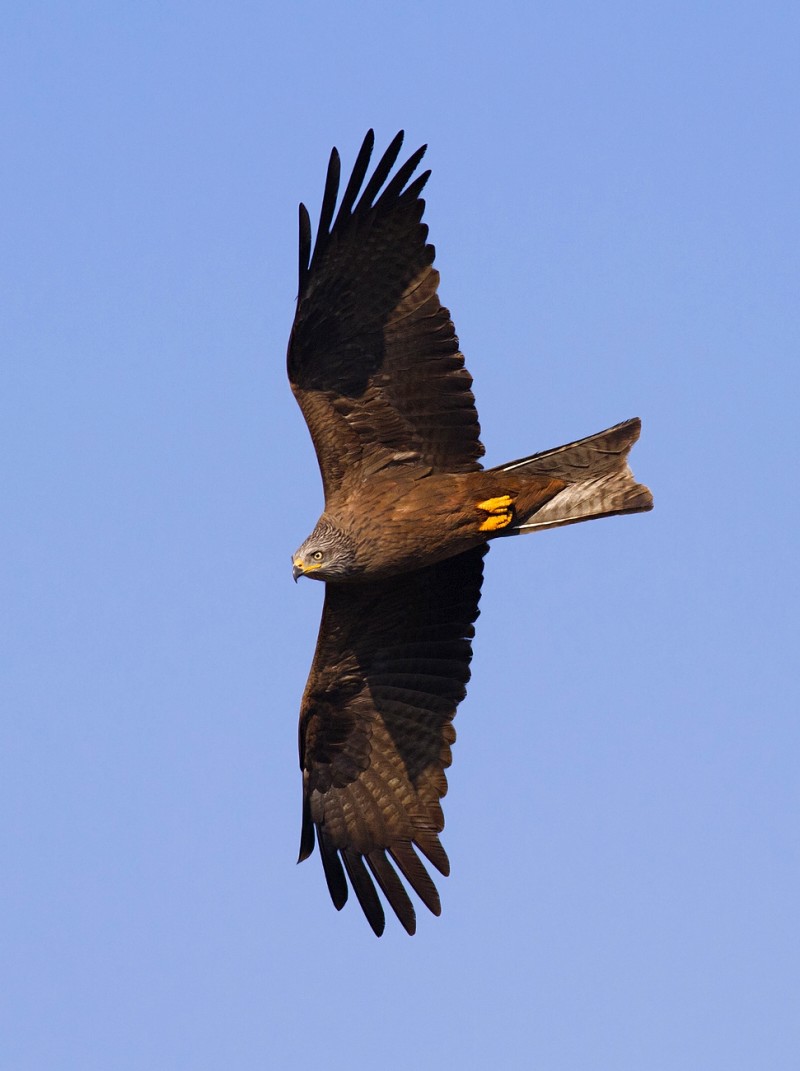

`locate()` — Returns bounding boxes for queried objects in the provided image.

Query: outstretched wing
[287,130,484,496]
[297,547,486,935]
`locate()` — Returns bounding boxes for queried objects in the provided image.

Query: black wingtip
[298,130,428,299]
[375,142,429,209]
[297,202,312,293]
[297,794,316,863]
[356,129,407,210]
[316,828,350,911]
[342,850,386,936]
[389,842,443,918]
[315,146,341,251]
[332,130,376,230]
[366,850,418,935]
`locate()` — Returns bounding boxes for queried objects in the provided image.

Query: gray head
[292,517,358,582]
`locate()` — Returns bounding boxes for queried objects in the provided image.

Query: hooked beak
[292,560,304,582]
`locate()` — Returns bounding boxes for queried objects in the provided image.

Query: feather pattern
[496,418,653,531]
[288,130,485,497]
[297,547,485,933]
[288,132,653,935]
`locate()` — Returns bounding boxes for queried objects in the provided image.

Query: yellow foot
[477,494,515,532]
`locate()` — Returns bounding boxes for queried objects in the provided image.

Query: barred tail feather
[495,418,653,533]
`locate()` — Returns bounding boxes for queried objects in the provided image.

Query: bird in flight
[287,130,652,935]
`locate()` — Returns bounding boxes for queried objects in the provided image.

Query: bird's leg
[476,494,515,532]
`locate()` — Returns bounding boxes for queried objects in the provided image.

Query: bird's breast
[329,474,495,580]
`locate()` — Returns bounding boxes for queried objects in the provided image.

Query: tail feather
[493,418,653,533]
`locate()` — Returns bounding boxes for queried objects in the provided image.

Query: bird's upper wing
[297,546,486,935]
[287,130,484,496]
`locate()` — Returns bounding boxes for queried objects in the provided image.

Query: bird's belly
[340,475,489,580]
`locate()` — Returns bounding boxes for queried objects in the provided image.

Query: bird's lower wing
[297,547,486,935]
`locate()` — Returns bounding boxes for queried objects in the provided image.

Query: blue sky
[2,2,798,1067]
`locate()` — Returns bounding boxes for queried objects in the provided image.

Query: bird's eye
[312,550,324,561]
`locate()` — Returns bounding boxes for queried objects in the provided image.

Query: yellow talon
[478,495,513,512]
[477,494,515,532]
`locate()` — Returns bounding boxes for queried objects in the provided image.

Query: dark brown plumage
[287,131,652,935]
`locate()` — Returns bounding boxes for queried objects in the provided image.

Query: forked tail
[492,418,653,533]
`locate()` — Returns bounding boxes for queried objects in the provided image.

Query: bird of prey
[287,130,652,936]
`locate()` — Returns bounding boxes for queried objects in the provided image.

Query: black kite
[287,131,652,935]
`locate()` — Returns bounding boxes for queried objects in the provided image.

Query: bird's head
[292,518,358,582]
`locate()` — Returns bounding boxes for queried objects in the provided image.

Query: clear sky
[2,2,798,1068]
